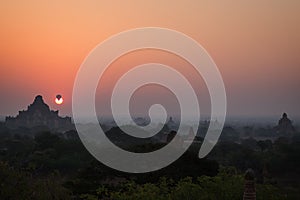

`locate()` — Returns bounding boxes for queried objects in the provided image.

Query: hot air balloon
[55,94,63,105]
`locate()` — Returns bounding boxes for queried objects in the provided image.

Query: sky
[0,1,299,120]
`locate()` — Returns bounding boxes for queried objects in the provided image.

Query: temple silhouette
[5,95,73,131]
[275,112,295,136]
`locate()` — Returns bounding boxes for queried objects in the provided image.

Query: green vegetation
[78,167,289,200]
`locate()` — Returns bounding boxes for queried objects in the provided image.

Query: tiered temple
[5,95,72,131]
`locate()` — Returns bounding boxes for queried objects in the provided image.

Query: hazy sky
[0,1,299,119]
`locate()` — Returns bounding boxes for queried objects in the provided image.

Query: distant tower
[166,116,177,131]
[276,113,295,136]
[243,169,256,200]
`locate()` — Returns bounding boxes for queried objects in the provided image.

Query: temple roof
[5,95,72,130]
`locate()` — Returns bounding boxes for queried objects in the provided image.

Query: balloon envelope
[56,94,62,100]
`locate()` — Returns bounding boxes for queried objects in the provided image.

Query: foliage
[77,167,289,200]
[0,162,71,200]
[1,129,300,199]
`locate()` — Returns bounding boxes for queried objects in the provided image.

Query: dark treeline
[0,122,300,199]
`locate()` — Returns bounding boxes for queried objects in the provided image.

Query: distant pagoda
[166,116,178,131]
[243,169,256,200]
[275,113,295,136]
[5,95,72,131]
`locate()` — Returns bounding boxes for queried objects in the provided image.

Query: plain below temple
[5,95,73,132]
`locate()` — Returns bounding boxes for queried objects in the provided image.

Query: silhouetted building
[243,168,256,200]
[275,113,295,136]
[5,95,73,131]
[133,117,150,126]
[166,116,178,131]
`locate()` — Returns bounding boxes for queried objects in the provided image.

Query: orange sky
[0,1,299,118]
